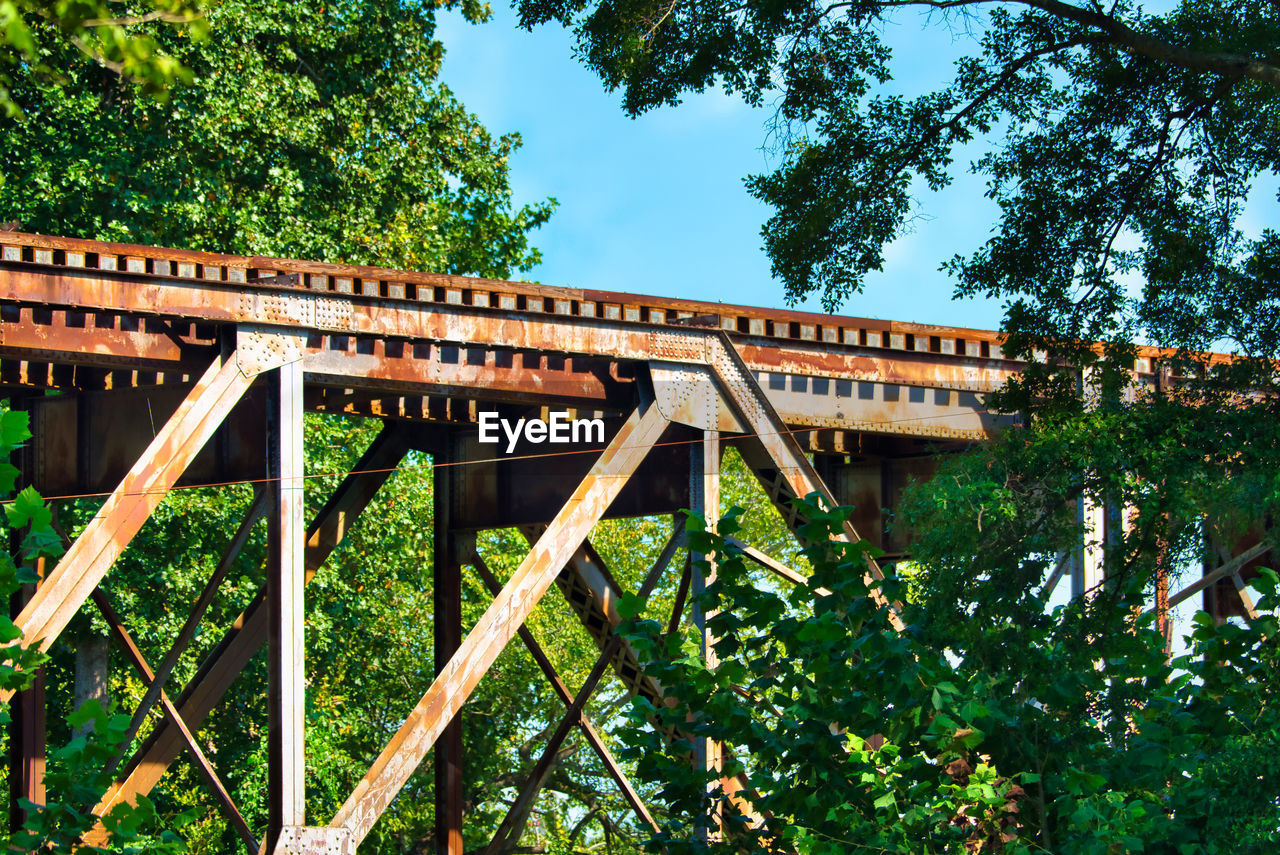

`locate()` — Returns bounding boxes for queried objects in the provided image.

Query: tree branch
[78,11,195,27]
[1019,0,1280,91]
[842,35,1094,211]
[873,1,1280,91]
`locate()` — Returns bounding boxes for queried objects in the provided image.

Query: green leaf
[5,486,50,532]
[0,409,30,450]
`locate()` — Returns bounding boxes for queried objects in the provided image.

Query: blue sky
[436,5,1277,333]
[435,5,1009,330]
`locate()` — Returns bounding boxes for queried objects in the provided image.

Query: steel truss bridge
[0,232,1264,854]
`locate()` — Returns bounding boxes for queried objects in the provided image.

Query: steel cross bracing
[0,232,1262,854]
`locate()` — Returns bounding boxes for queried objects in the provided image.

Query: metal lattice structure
[0,232,1263,854]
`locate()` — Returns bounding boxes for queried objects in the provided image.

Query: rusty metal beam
[1038,553,1072,602]
[519,529,669,710]
[705,335,902,629]
[0,304,217,372]
[90,588,259,855]
[468,554,659,836]
[91,423,410,826]
[305,339,633,408]
[483,637,624,855]
[667,561,691,638]
[106,486,269,779]
[19,384,267,498]
[8,576,45,833]
[1164,541,1272,612]
[2,231,1012,358]
[520,521,773,823]
[722,536,831,598]
[481,522,677,855]
[1,246,1014,441]
[4,351,256,698]
[443,421,693,531]
[690,430,737,838]
[331,401,671,846]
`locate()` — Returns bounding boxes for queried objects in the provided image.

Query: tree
[3,1,557,848]
[515,3,1280,851]
[2,0,554,277]
[617,500,1280,854]
[0,0,202,119]
[514,0,1278,361]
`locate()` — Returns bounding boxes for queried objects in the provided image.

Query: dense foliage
[0,0,201,118]
[619,501,1280,854]
[509,8,1280,850]
[2,0,553,277]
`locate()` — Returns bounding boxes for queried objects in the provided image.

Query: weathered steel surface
[814,449,944,558]
[1,233,1013,356]
[332,403,671,846]
[442,419,694,530]
[272,826,352,855]
[1168,541,1272,613]
[90,588,259,854]
[704,334,904,629]
[92,426,410,821]
[433,440,465,855]
[3,353,255,690]
[0,232,1038,442]
[267,358,307,846]
[469,554,660,835]
[7,582,44,832]
[19,384,265,497]
[0,303,216,371]
[690,431,725,814]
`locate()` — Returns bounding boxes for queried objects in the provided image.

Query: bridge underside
[0,233,1261,854]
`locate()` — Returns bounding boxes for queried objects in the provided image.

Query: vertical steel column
[434,433,464,855]
[8,568,45,833]
[8,393,44,833]
[690,430,720,665]
[689,430,722,830]
[267,357,306,849]
[1155,564,1171,649]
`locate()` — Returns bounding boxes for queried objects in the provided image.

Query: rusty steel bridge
[0,232,1262,854]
